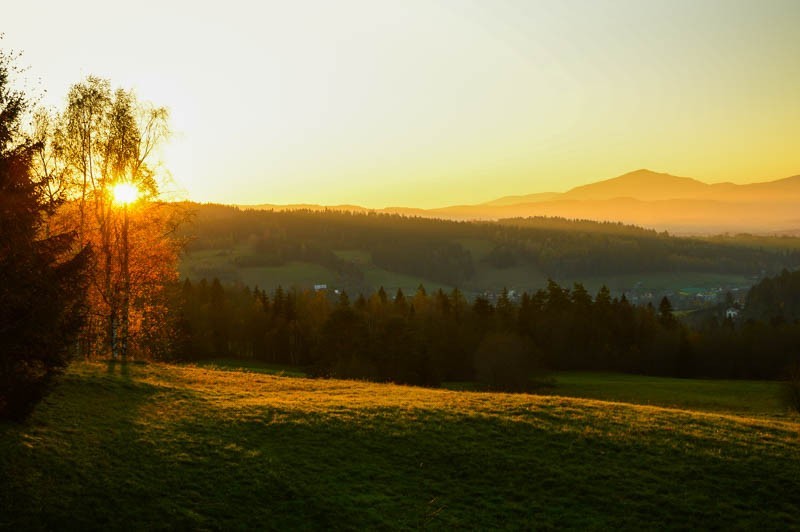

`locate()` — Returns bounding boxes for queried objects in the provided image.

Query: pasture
[1,362,798,529]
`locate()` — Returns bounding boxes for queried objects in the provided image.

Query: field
[179,248,341,288]
[181,247,453,294]
[333,249,457,294]
[2,362,799,529]
[181,244,753,304]
[544,372,788,417]
[174,360,790,418]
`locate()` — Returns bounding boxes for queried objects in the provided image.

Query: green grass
[2,362,799,529]
[182,247,452,293]
[182,245,756,302]
[466,263,548,293]
[334,248,455,293]
[361,266,452,294]
[237,261,338,289]
[332,249,372,264]
[179,248,240,282]
[543,372,789,418]
[180,245,341,290]
[193,358,308,377]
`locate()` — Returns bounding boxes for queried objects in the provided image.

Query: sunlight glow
[113,182,139,206]
[4,1,800,207]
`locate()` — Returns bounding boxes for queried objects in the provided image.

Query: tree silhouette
[658,296,676,328]
[0,48,90,419]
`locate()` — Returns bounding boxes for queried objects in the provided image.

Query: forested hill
[179,204,800,293]
[745,268,800,322]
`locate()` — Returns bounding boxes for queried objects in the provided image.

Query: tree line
[169,276,800,389]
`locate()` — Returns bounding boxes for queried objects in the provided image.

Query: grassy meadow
[180,247,454,295]
[1,362,799,529]
[544,372,789,417]
[180,242,753,301]
[176,359,789,418]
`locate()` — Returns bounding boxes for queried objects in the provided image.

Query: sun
[112,182,139,205]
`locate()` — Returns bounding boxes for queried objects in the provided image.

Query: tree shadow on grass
[2,370,799,530]
[104,358,147,381]
[90,405,800,530]
[0,364,331,530]
[0,364,192,530]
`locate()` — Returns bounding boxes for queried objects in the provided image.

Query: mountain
[473,169,800,233]
[238,169,800,235]
[482,192,561,206]
[556,169,800,203]
[561,169,710,201]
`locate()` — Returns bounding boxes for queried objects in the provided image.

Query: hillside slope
[1,362,798,529]
[180,205,800,300]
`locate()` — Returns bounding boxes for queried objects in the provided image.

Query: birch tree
[51,76,183,359]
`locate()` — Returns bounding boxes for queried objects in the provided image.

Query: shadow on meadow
[191,406,798,529]
[0,363,332,530]
[1,363,799,529]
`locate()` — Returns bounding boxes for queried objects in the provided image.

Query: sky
[4,0,800,208]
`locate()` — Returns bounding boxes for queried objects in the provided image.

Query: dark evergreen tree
[393,288,407,315]
[209,278,229,356]
[495,287,516,330]
[0,50,90,419]
[658,296,676,328]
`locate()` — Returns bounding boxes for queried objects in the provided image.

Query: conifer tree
[0,48,90,419]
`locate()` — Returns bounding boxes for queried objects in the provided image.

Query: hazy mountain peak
[236,169,800,234]
[481,191,560,207]
[620,168,694,180]
[763,174,800,186]
[563,169,708,201]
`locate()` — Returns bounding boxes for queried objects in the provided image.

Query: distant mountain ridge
[561,169,709,201]
[555,169,800,203]
[240,169,800,235]
[482,192,561,206]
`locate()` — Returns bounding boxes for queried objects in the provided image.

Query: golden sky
[5,0,800,208]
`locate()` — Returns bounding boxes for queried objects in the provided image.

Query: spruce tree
[0,49,90,419]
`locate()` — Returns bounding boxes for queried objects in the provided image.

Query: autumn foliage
[33,77,187,360]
